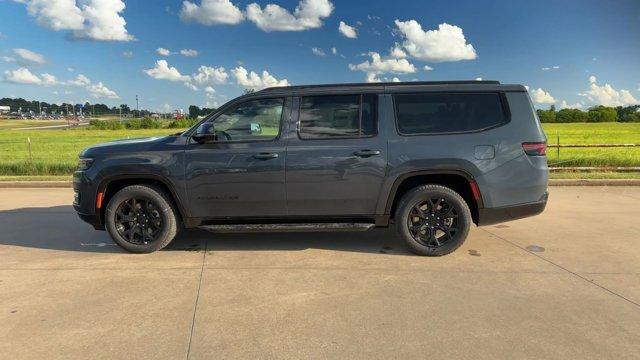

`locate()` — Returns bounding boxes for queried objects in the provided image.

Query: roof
[253,80,526,96]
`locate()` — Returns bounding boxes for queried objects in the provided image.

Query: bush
[123,118,163,129]
[89,119,124,130]
[168,118,200,129]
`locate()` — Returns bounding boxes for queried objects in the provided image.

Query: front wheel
[105,185,178,253]
[395,184,472,256]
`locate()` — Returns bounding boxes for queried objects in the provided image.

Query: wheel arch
[97,174,187,226]
[385,170,482,224]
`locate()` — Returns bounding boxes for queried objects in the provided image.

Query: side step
[198,223,375,233]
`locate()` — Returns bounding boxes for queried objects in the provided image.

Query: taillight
[522,142,547,156]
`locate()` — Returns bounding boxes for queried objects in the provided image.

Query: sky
[0,0,639,112]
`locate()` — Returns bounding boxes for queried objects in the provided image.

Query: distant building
[0,106,10,114]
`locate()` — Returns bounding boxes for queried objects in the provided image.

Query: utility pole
[38,102,41,117]
[135,95,139,118]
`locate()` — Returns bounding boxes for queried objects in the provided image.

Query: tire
[395,184,472,256]
[105,185,178,253]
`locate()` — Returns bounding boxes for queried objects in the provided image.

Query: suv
[74,81,548,256]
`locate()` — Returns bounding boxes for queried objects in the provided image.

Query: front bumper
[477,192,548,226]
[73,170,104,230]
[76,212,104,230]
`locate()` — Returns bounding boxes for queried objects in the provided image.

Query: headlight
[77,157,94,171]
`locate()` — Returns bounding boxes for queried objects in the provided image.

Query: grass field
[0,120,69,130]
[0,122,638,176]
[542,122,640,167]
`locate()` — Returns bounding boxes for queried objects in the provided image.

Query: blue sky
[1,0,639,112]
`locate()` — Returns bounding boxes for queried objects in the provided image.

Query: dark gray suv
[73,81,548,256]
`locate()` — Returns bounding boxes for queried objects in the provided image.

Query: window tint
[299,94,377,139]
[394,93,507,134]
[199,98,283,142]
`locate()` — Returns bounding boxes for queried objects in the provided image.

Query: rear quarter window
[394,93,508,135]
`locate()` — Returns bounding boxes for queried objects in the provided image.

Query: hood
[79,136,172,157]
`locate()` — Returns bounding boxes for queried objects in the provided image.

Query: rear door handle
[253,152,279,160]
[354,150,381,157]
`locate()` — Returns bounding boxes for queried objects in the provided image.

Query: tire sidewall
[105,186,177,253]
[397,186,471,256]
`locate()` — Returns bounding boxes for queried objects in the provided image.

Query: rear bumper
[477,192,548,226]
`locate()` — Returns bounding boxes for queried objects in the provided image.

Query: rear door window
[299,94,377,139]
[394,93,507,135]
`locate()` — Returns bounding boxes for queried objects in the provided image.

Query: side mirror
[192,122,216,144]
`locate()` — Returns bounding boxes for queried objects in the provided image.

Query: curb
[0,181,73,188]
[1,179,640,188]
[548,179,640,186]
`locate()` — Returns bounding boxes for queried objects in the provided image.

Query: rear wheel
[395,184,471,256]
[105,185,178,253]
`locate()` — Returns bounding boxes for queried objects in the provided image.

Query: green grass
[0,122,639,176]
[0,120,68,130]
[542,122,640,167]
[0,128,179,175]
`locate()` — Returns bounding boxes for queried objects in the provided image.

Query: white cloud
[122,50,133,58]
[16,0,134,41]
[161,103,173,113]
[311,47,326,57]
[3,68,44,84]
[559,100,584,109]
[144,60,191,82]
[87,81,118,98]
[184,82,198,91]
[530,88,556,104]
[365,73,380,83]
[76,0,134,41]
[180,49,199,57]
[67,74,91,86]
[12,48,47,65]
[192,65,228,84]
[394,20,477,62]
[423,65,433,71]
[349,52,416,82]
[204,86,216,94]
[246,0,334,32]
[331,47,337,55]
[231,66,289,90]
[583,76,638,106]
[542,66,560,71]
[18,0,84,31]
[475,77,482,81]
[338,21,357,38]
[156,47,172,56]
[40,73,57,85]
[180,0,244,25]
[67,67,75,72]
[63,73,118,98]
[390,44,407,59]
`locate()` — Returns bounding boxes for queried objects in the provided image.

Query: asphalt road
[1,187,639,359]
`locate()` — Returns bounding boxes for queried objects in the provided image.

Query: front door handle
[354,149,381,157]
[253,152,279,160]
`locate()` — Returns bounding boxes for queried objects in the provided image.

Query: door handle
[354,149,381,157]
[253,152,279,160]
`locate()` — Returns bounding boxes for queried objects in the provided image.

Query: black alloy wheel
[407,197,459,248]
[115,197,163,245]
[105,185,178,253]
[396,184,472,256]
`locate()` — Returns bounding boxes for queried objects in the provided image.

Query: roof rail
[257,80,501,93]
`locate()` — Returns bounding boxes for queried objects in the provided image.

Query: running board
[198,223,375,233]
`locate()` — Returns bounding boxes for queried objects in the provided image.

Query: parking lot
[1,187,639,359]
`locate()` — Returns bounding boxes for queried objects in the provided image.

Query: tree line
[0,97,155,116]
[537,105,640,123]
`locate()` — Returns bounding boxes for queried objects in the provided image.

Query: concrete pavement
[0,187,639,359]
